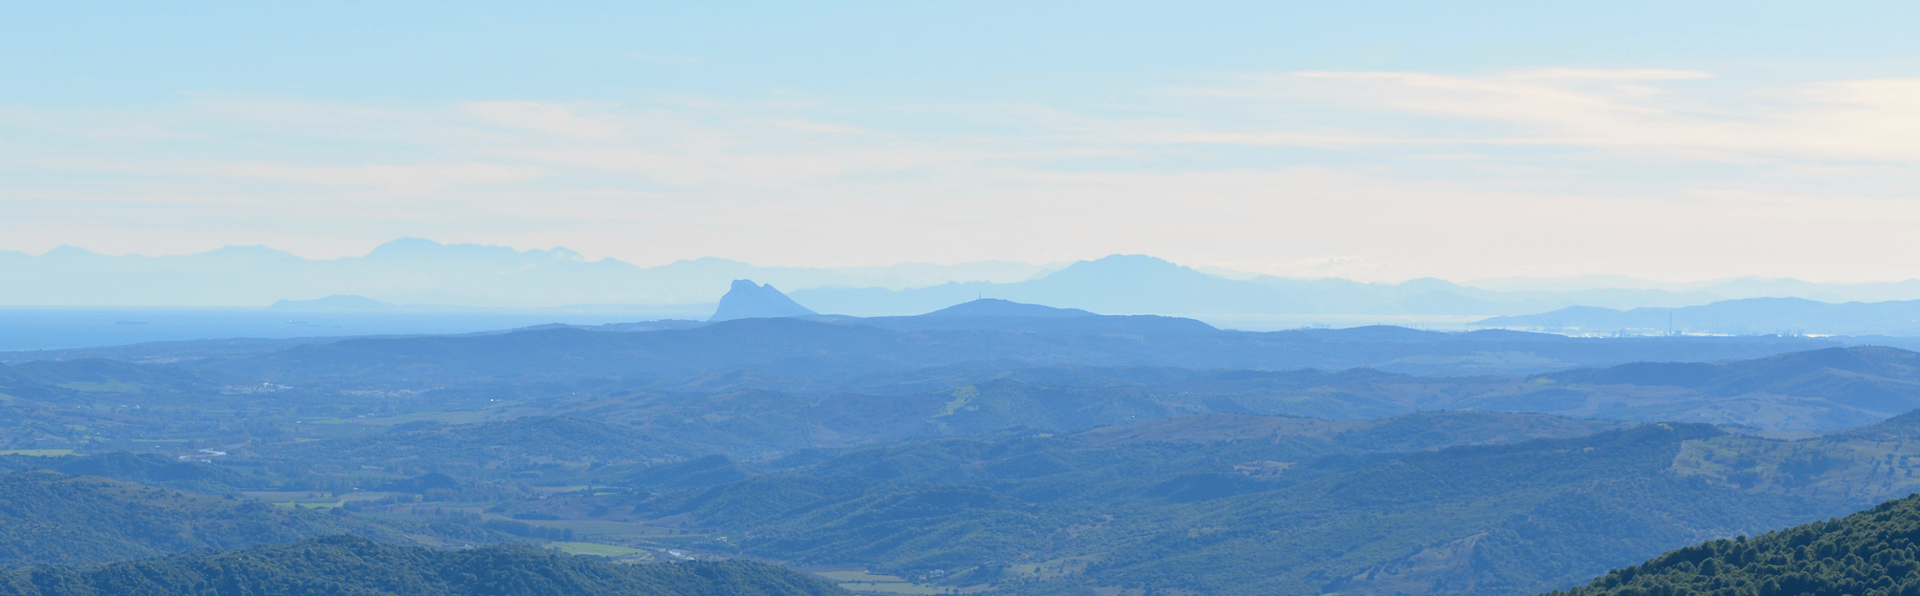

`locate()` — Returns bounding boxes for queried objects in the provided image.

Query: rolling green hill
[0,535,847,596]
[462,347,1920,448]
[252,416,698,474]
[1087,424,1811,596]
[1075,410,1630,452]
[1524,346,1920,428]
[598,417,1832,596]
[595,413,1920,596]
[2,452,257,494]
[495,405,1920,596]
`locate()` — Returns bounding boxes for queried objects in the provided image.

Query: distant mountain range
[11,239,1920,318]
[788,255,1920,318]
[801,298,1220,336]
[0,238,1055,308]
[1475,297,1920,336]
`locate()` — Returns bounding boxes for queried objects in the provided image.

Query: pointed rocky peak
[709,279,818,321]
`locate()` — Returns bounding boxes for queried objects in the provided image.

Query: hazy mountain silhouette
[0,239,1054,307]
[808,299,1220,336]
[790,255,1920,319]
[12,240,1920,322]
[791,255,1314,315]
[920,298,1095,317]
[269,294,395,310]
[1476,296,1920,336]
[710,280,818,321]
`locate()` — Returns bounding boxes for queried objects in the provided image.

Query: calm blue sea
[0,308,705,352]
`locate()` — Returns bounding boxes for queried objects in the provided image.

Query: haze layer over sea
[0,307,707,352]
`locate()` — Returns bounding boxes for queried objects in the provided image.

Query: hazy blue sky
[5,1,1918,282]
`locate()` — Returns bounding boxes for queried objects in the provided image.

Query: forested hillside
[0,535,846,596]
[541,421,1824,596]
[0,471,397,567]
[1545,493,1920,596]
[1087,424,1804,596]
[250,416,700,471]
[0,452,254,494]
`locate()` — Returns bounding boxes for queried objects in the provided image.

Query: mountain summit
[919,298,1096,318]
[709,280,818,321]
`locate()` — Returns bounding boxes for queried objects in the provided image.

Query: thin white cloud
[1507,68,1715,81]
[210,161,551,192]
[6,69,1920,283]
[773,120,867,134]
[464,102,626,140]
[1169,69,1920,163]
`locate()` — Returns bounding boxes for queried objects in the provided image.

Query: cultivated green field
[812,570,990,595]
[815,571,948,595]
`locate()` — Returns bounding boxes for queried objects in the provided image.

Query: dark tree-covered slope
[0,535,847,596]
[0,471,398,568]
[1544,493,1920,596]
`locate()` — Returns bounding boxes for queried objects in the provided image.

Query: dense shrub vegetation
[1549,493,1920,596]
[0,536,846,596]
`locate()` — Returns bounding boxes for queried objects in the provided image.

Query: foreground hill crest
[1544,492,1920,596]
